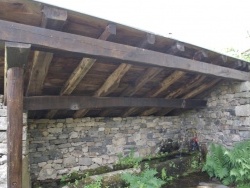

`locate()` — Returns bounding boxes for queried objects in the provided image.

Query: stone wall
[0,96,7,188]
[0,95,30,188]
[28,116,182,181]
[181,81,250,147]
[28,81,250,182]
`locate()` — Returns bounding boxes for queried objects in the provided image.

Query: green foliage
[117,150,142,168]
[226,48,250,62]
[60,171,85,185]
[84,177,104,188]
[160,168,174,183]
[121,166,165,188]
[202,140,250,187]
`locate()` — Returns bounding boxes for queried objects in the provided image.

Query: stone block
[0,109,7,117]
[0,117,7,130]
[79,157,92,166]
[238,81,250,92]
[0,132,6,142]
[38,168,57,180]
[48,127,62,133]
[0,143,7,155]
[235,104,250,116]
[63,156,76,167]
[92,157,102,165]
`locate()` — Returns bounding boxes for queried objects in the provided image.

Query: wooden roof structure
[1,0,250,119]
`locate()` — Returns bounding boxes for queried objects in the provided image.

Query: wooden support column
[5,42,30,188]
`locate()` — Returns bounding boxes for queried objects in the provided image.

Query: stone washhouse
[0,0,249,187]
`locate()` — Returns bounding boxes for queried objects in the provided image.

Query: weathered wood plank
[41,6,68,30]
[121,42,187,117]
[24,96,207,110]
[46,24,116,119]
[26,6,67,96]
[148,71,186,97]
[4,42,31,105]
[140,75,207,116]
[121,67,162,97]
[157,78,221,116]
[7,67,24,188]
[60,24,116,96]
[94,33,156,117]
[74,63,132,118]
[0,20,249,81]
[5,42,30,188]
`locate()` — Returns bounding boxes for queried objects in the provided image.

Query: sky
[36,0,250,54]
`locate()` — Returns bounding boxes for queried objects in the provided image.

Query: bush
[202,140,250,188]
[121,165,165,188]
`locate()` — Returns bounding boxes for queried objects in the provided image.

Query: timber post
[5,42,30,188]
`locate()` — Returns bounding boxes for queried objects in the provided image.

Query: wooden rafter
[46,24,116,118]
[24,96,207,110]
[141,75,207,116]
[121,42,187,117]
[156,78,221,116]
[96,33,156,117]
[148,70,186,97]
[26,6,67,96]
[0,20,249,81]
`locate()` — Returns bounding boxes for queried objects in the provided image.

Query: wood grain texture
[4,42,30,105]
[26,6,67,96]
[24,96,207,110]
[46,24,116,119]
[0,20,249,81]
[7,69,24,188]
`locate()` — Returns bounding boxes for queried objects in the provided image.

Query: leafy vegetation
[84,177,104,188]
[202,140,250,188]
[121,164,165,188]
[226,48,250,62]
[117,150,142,168]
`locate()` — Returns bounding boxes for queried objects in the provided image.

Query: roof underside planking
[0,0,249,119]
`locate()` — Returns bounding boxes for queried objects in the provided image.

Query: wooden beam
[4,42,31,105]
[167,42,185,54]
[157,78,221,116]
[92,33,156,117]
[95,63,132,97]
[121,67,162,97]
[141,75,207,116]
[121,42,187,117]
[46,24,116,119]
[41,6,68,30]
[24,96,207,110]
[0,20,249,81]
[5,42,30,188]
[148,71,186,97]
[60,24,116,96]
[26,6,67,96]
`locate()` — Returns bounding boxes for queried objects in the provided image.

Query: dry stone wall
[28,116,182,181]
[28,81,250,182]
[181,81,250,147]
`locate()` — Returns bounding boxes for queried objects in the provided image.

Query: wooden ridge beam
[24,96,207,110]
[75,33,156,118]
[5,42,30,188]
[0,20,249,81]
[26,6,67,96]
[46,24,116,119]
